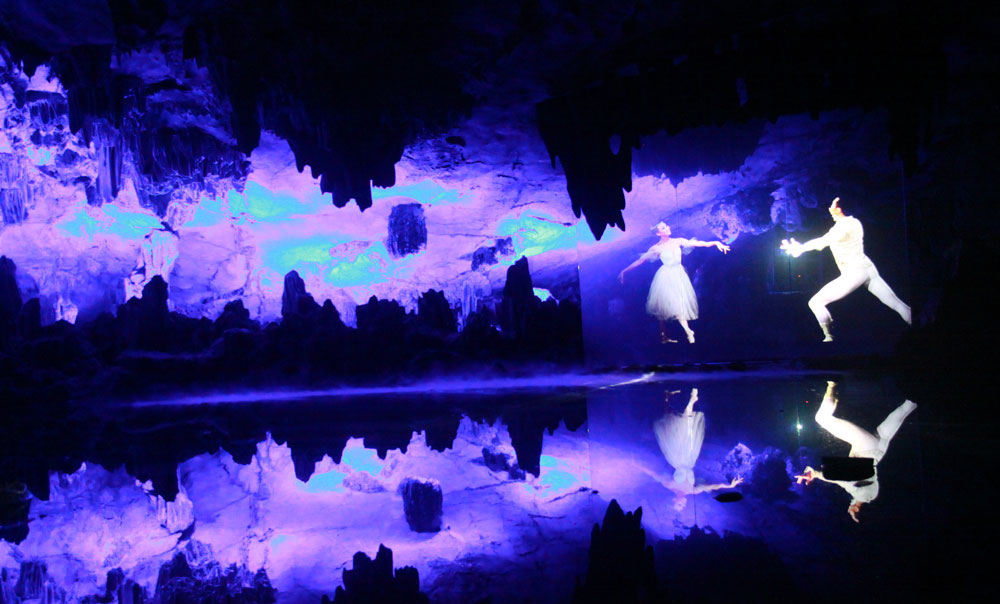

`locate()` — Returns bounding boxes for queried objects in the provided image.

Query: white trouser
[808,264,910,326]
[815,396,918,462]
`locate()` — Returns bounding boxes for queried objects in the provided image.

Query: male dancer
[781,198,911,341]
[796,381,917,522]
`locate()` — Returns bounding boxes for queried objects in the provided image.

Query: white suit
[799,216,911,327]
[815,393,918,504]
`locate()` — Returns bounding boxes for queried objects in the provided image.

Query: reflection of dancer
[796,381,917,522]
[619,222,729,344]
[780,198,911,341]
[647,389,742,511]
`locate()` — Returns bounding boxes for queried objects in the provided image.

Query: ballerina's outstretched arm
[692,476,743,493]
[619,247,658,283]
[676,237,730,254]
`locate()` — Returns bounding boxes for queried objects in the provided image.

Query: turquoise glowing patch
[57,208,99,238]
[496,214,579,259]
[538,454,584,492]
[301,470,348,493]
[540,469,578,491]
[341,446,384,476]
[101,205,162,236]
[372,179,461,205]
[184,196,227,228]
[57,203,162,240]
[326,242,394,287]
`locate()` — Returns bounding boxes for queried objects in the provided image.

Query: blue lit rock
[398,478,443,533]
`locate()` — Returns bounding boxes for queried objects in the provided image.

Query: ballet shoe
[686,332,695,344]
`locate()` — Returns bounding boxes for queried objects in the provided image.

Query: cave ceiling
[1,0,968,236]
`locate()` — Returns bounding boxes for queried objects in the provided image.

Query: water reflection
[647,389,742,511]
[796,381,918,521]
[1,373,933,603]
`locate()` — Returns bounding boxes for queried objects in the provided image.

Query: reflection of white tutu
[646,264,698,321]
[654,411,705,483]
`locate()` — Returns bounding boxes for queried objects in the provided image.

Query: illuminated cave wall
[1,0,991,367]
[2,54,912,353]
[0,60,589,326]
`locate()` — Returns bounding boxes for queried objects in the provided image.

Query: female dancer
[619,222,729,343]
[646,389,742,511]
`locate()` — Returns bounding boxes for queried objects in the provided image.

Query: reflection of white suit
[801,216,910,327]
[815,394,917,504]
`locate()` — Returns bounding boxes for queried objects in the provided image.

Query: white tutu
[654,411,706,484]
[645,242,698,321]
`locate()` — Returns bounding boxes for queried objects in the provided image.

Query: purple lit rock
[386,203,427,258]
[0,257,22,346]
[154,549,276,604]
[482,445,526,480]
[499,256,534,338]
[119,276,170,351]
[281,271,319,319]
[13,559,46,600]
[398,478,442,533]
[101,568,125,603]
[214,300,256,333]
[326,544,428,604]
[415,289,455,334]
[747,447,793,501]
[1,569,16,604]
[17,297,42,341]
[723,443,754,483]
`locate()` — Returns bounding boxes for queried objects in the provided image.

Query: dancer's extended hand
[794,467,817,485]
[618,271,625,284]
[780,238,803,257]
[715,242,730,254]
[729,476,743,488]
